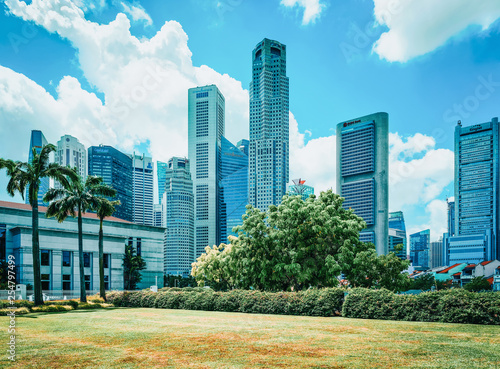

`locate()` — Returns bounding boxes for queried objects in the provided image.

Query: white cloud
[389,132,454,211]
[2,0,249,165]
[407,199,448,242]
[372,0,500,62]
[121,2,152,26]
[280,0,326,25]
[289,112,336,193]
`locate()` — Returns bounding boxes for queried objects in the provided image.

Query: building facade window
[83,252,91,268]
[103,253,110,269]
[41,274,50,290]
[62,274,71,290]
[62,251,71,267]
[85,275,91,290]
[41,249,50,266]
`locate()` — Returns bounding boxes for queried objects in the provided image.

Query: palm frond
[43,188,68,203]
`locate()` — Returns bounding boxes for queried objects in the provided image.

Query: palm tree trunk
[99,218,105,301]
[78,206,87,303]
[31,198,43,306]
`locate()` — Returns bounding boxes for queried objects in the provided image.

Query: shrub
[342,288,500,325]
[106,288,345,317]
[0,307,30,316]
[77,303,102,310]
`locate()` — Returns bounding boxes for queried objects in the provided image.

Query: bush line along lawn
[0,307,499,368]
[107,287,500,325]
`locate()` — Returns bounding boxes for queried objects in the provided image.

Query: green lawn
[1,308,499,368]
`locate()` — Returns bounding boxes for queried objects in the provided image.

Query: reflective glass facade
[410,229,430,269]
[157,161,168,204]
[220,137,249,241]
[132,153,154,226]
[165,157,194,277]
[26,130,49,206]
[249,38,289,211]
[88,145,133,222]
[388,211,407,259]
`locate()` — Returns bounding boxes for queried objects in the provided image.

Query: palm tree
[0,144,77,306]
[44,173,116,303]
[95,198,120,301]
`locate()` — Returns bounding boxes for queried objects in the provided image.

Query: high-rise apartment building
[388,211,407,259]
[54,135,86,185]
[336,112,389,254]
[445,118,500,264]
[26,130,49,206]
[164,157,194,277]
[88,145,133,222]
[410,229,430,269]
[132,153,154,226]
[188,85,225,258]
[249,38,289,211]
[157,161,168,204]
[220,137,249,242]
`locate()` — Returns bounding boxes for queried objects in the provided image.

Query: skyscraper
[26,130,49,206]
[164,157,194,277]
[447,199,455,237]
[88,145,133,222]
[430,237,444,269]
[188,85,225,258]
[410,229,430,269]
[220,137,249,242]
[445,118,500,264]
[132,153,154,226]
[336,112,389,254]
[249,38,289,211]
[388,211,407,259]
[54,134,86,185]
[157,161,168,204]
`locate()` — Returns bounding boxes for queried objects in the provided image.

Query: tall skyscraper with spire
[249,38,289,210]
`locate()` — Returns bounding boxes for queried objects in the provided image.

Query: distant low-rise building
[0,200,164,296]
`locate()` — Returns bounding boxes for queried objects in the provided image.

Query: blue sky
[0,0,500,240]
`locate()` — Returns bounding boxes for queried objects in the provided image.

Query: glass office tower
[249,38,289,211]
[220,136,249,242]
[157,161,168,204]
[164,157,194,276]
[388,211,407,260]
[88,145,133,222]
[132,153,154,226]
[336,112,389,254]
[445,118,499,263]
[188,85,225,258]
[410,229,430,269]
[26,130,49,206]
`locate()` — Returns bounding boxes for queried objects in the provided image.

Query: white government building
[0,200,164,297]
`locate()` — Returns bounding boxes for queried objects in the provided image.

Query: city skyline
[1,1,500,241]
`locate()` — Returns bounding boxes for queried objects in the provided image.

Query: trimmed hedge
[0,299,110,314]
[342,288,500,325]
[106,288,345,317]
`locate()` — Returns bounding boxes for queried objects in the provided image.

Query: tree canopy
[192,190,410,292]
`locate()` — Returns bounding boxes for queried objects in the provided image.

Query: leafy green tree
[411,273,435,291]
[0,144,76,305]
[44,173,116,302]
[192,190,410,291]
[464,276,492,292]
[95,198,120,301]
[123,243,146,290]
[164,274,197,288]
[0,260,10,290]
